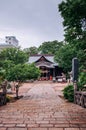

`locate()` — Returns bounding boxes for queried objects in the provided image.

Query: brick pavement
[0,81,86,130]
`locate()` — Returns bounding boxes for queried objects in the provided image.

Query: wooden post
[72,58,79,103]
[72,58,78,82]
[0,80,8,105]
[74,81,77,104]
[53,67,56,82]
[15,83,19,99]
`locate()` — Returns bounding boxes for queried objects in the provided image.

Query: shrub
[6,63,41,82]
[63,84,74,102]
[6,95,15,102]
[77,82,84,91]
[79,72,86,86]
[6,95,11,102]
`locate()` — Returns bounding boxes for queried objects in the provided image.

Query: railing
[74,82,86,108]
[0,80,7,106]
[0,92,7,106]
[74,91,86,108]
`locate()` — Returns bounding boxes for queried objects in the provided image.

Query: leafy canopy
[6,63,40,81]
[55,0,86,72]
[23,46,38,55]
[0,48,28,65]
[54,44,77,72]
[38,40,63,55]
[59,0,86,42]
[0,48,40,82]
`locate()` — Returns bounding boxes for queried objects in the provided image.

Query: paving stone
[69,124,79,128]
[36,120,49,124]
[0,124,4,127]
[79,124,86,128]
[7,128,27,130]
[80,128,86,130]
[3,120,23,124]
[65,128,80,130]
[49,128,63,130]
[16,124,26,127]
[50,120,68,123]
[40,124,53,127]
[0,128,7,130]
[27,124,39,127]
[28,128,47,130]
[4,124,16,127]
[24,121,35,124]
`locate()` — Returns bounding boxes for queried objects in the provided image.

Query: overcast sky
[0,0,64,49]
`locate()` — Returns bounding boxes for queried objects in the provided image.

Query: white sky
[0,0,64,49]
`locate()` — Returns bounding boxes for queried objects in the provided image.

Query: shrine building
[28,54,63,80]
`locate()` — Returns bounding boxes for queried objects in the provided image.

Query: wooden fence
[74,91,86,108]
[0,80,7,106]
[74,82,86,108]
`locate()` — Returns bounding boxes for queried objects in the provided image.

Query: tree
[56,0,86,72]
[0,48,28,65]
[0,48,28,82]
[38,40,63,55]
[6,63,40,81]
[59,0,86,43]
[23,46,38,55]
[54,44,77,72]
[0,48,40,82]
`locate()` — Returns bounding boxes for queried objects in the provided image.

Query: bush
[6,63,41,82]
[63,84,74,102]
[79,72,86,86]
[6,95,15,102]
[77,82,84,91]
[6,95,11,102]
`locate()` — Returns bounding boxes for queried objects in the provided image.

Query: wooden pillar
[74,81,77,103]
[53,67,56,82]
[72,58,78,103]
[72,58,78,82]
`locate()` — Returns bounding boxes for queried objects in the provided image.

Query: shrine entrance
[39,66,53,80]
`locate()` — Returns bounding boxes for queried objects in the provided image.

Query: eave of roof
[36,63,54,68]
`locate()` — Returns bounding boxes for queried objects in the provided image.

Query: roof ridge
[30,54,54,56]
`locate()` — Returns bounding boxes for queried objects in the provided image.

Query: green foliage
[63,85,74,102]
[77,82,84,91]
[2,60,15,71]
[77,49,86,69]
[6,63,40,81]
[23,46,38,55]
[56,0,86,73]
[26,63,41,80]
[6,95,13,102]
[38,40,63,55]
[54,44,77,72]
[59,0,86,43]
[0,48,40,82]
[0,48,28,65]
[79,72,86,85]
[6,96,11,102]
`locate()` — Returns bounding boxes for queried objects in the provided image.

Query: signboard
[72,58,78,82]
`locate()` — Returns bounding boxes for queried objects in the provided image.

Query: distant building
[5,36,18,46]
[28,54,63,80]
[0,36,19,51]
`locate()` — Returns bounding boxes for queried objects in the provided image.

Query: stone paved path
[0,82,86,130]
